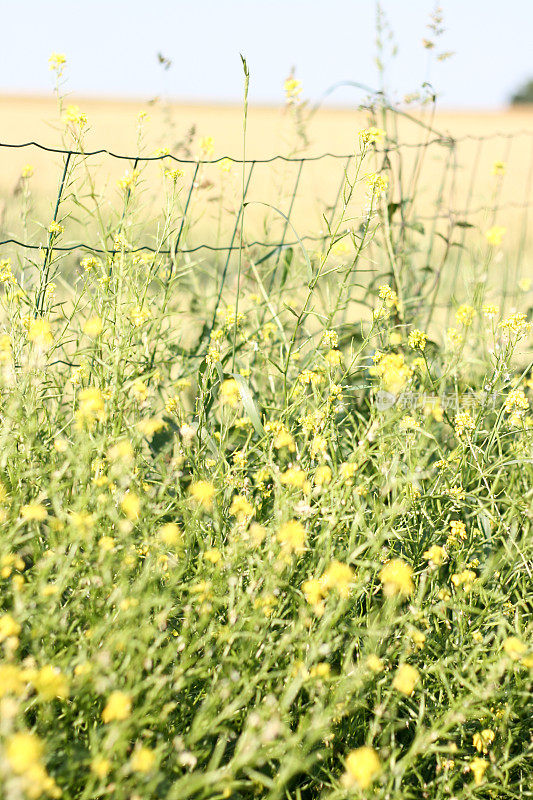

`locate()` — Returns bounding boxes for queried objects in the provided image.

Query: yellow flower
[189,480,215,510]
[339,462,356,483]
[121,491,140,521]
[451,569,476,590]
[159,522,181,546]
[33,665,69,700]
[280,467,307,489]
[28,318,53,346]
[76,386,106,429]
[91,757,111,778]
[130,745,156,773]
[379,559,414,597]
[48,220,64,235]
[0,664,27,696]
[455,304,476,327]
[284,77,302,103]
[485,225,506,246]
[470,757,489,785]
[314,465,332,486]
[248,523,267,546]
[449,519,466,540]
[359,127,385,146]
[0,613,21,641]
[499,312,530,337]
[48,53,66,73]
[503,636,526,659]
[21,502,48,521]
[423,545,447,565]
[22,164,34,178]
[229,494,254,520]
[129,306,150,327]
[454,410,474,438]
[491,160,506,176]
[63,105,87,126]
[309,662,330,679]
[320,560,354,598]
[408,329,427,350]
[473,729,495,754]
[6,732,44,773]
[277,520,307,553]
[98,536,115,552]
[220,379,241,407]
[393,663,420,695]
[102,690,132,722]
[378,284,398,308]
[302,578,325,615]
[342,746,381,789]
[137,417,166,437]
[117,169,139,190]
[83,316,103,337]
[482,303,499,318]
[370,352,412,394]
[204,548,221,564]
[366,654,384,673]
[367,173,389,195]
[199,136,215,157]
[108,440,134,463]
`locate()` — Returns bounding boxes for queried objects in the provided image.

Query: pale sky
[1,0,532,108]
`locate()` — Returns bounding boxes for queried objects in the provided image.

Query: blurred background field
[1,95,532,330]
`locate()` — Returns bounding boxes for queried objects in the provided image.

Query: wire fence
[1,128,532,269]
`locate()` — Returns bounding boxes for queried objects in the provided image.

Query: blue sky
[1,0,532,108]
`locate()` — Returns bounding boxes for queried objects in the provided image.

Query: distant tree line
[510,78,533,105]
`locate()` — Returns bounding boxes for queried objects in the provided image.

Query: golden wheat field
[1,95,532,240]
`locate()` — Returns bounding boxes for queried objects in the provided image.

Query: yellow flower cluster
[302,560,354,615]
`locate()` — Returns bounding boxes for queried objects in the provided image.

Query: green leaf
[232,373,265,436]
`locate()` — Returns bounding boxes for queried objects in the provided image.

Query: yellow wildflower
[277,520,307,553]
[314,465,332,486]
[28,318,53,346]
[470,757,489,785]
[359,127,385,145]
[33,665,69,700]
[0,613,21,641]
[280,467,307,489]
[83,316,103,337]
[379,558,414,597]
[102,690,132,722]
[121,491,140,521]
[229,494,254,520]
[6,732,44,772]
[423,545,447,565]
[473,729,495,754]
[220,379,241,407]
[189,480,215,510]
[408,328,427,350]
[159,522,181,546]
[393,663,420,695]
[21,502,48,521]
[48,52,66,73]
[342,746,381,789]
[91,757,111,778]
[130,745,156,773]
[455,304,476,327]
[503,636,526,659]
[485,225,506,246]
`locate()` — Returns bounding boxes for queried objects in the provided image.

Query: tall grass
[0,61,532,800]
